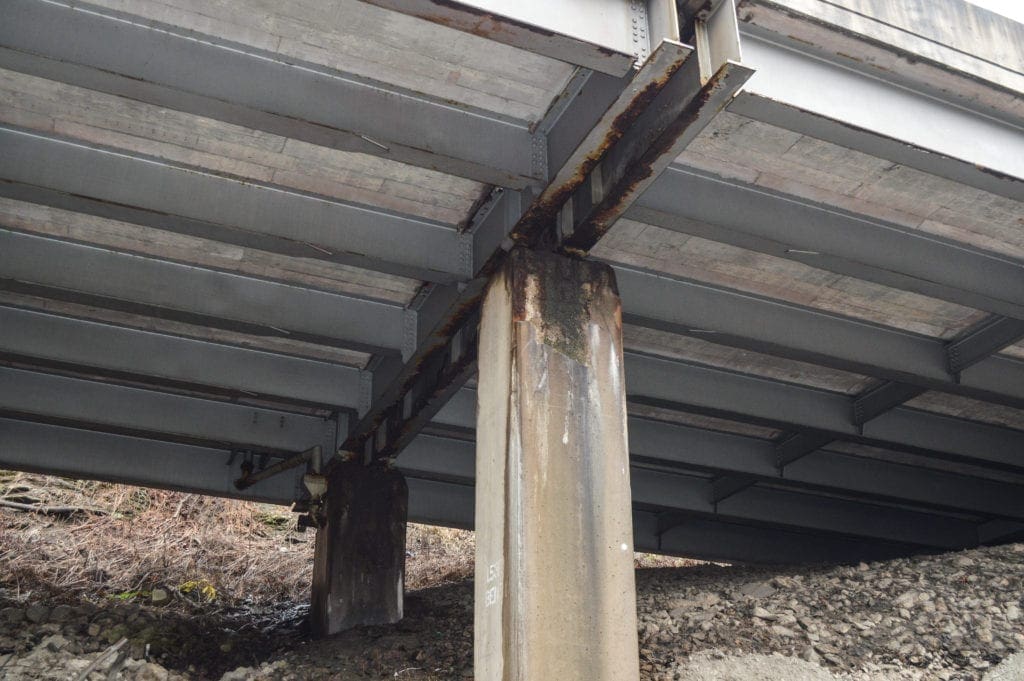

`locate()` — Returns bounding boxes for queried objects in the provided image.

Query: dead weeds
[0,470,315,608]
[0,470,699,612]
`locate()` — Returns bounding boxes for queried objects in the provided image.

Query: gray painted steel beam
[947,316,1024,375]
[359,0,656,77]
[469,189,528,276]
[0,230,407,354]
[775,431,835,469]
[612,264,1024,409]
[426,393,1024,519]
[0,420,913,563]
[406,477,476,530]
[627,416,1024,520]
[0,415,474,527]
[632,467,977,549]
[732,32,1024,199]
[0,416,975,557]
[638,512,914,564]
[398,434,476,482]
[394,479,922,563]
[0,127,471,283]
[544,69,634,180]
[978,520,1024,544]
[625,352,1024,469]
[816,315,1022,450]
[0,366,338,453]
[399,431,982,547]
[629,165,1024,320]
[406,474,923,564]
[0,418,302,505]
[0,306,362,409]
[710,475,757,504]
[852,382,926,427]
[341,37,744,464]
[0,0,538,188]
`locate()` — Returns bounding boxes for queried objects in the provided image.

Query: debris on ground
[1,472,1021,680]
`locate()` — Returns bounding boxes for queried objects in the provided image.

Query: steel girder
[635,512,916,564]
[397,476,923,564]
[0,127,472,284]
[732,31,1024,200]
[611,264,1024,409]
[628,165,1024,321]
[429,386,1024,519]
[0,418,304,505]
[0,328,999,552]
[774,431,836,469]
[851,382,926,428]
[633,468,977,549]
[0,229,409,355]
[628,417,1024,520]
[947,317,1024,375]
[0,366,340,454]
[628,163,1024,445]
[0,0,539,188]
[6,0,1016,205]
[0,0,1015,561]
[0,306,363,410]
[359,0,680,76]
[340,25,751,463]
[830,315,1022,468]
[0,416,918,563]
[395,432,981,548]
[624,352,1024,470]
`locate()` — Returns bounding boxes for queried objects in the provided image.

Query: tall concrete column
[475,248,640,680]
[311,461,407,637]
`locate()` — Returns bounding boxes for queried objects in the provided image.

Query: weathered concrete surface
[311,462,407,637]
[475,248,639,680]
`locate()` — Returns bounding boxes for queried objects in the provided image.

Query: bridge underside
[1,0,1024,651]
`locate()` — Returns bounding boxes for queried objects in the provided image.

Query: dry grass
[0,472,480,609]
[1,471,700,610]
[405,525,475,590]
[0,470,316,607]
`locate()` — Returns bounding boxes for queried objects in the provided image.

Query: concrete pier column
[311,461,407,637]
[475,248,640,680]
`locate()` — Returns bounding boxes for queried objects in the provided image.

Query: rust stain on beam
[335,42,752,471]
[506,47,693,255]
[561,63,750,253]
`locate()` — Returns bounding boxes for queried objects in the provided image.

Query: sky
[964,0,1024,22]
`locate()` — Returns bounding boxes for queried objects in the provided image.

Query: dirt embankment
[1,472,1021,680]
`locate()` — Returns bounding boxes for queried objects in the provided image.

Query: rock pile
[0,542,1020,679]
[637,543,1024,680]
[0,594,302,679]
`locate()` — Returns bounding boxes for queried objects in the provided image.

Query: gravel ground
[1,542,1021,680]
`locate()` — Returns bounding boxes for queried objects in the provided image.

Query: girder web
[0,0,1021,583]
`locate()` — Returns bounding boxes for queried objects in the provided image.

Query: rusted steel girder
[475,248,639,680]
[333,42,751,472]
